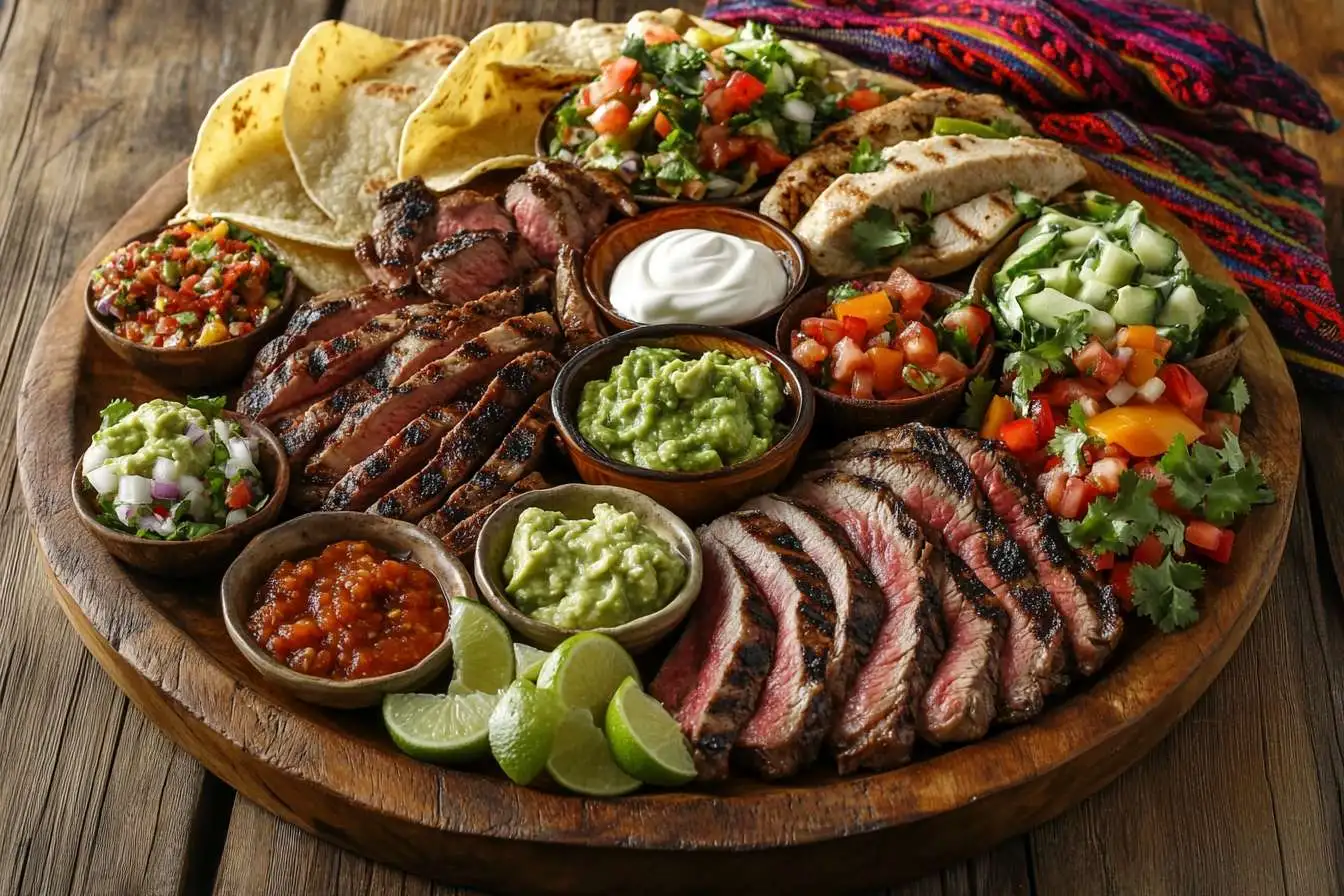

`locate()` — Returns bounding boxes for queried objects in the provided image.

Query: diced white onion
[87,465,120,495]
[705,176,741,198]
[117,475,152,506]
[178,474,203,495]
[1106,380,1137,406]
[1115,346,1134,366]
[213,418,232,444]
[115,503,138,526]
[83,442,110,472]
[1136,377,1167,403]
[1079,396,1102,418]
[224,509,249,527]
[188,490,212,521]
[227,438,253,467]
[152,456,178,483]
[781,98,815,123]
[223,458,257,479]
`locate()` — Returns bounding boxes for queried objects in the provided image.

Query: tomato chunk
[1185,520,1225,553]
[1059,476,1099,520]
[866,346,904,395]
[1132,534,1165,567]
[800,317,844,347]
[941,304,992,349]
[1111,561,1135,610]
[589,99,633,136]
[1158,363,1208,421]
[724,71,766,114]
[791,336,828,374]
[897,321,938,367]
[839,88,885,112]
[840,315,869,344]
[226,480,253,510]
[881,267,933,319]
[1074,340,1123,386]
[850,368,875,400]
[1030,399,1057,443]
[999,418,1040,454]
[748,139,792,174]
[930,351,969,385]
[831,337,870,382]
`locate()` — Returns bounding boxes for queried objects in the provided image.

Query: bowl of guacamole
[552,324,815,523]
[474,484,703,653]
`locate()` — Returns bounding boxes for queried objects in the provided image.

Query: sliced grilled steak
[740,494,884,710]
[441,472,548,559]
[245,285,412,388]
[363,289,524,390]
[504,170,590,265]
[920,551,1006,743]
[942,429,1122,675]
[435,189,514,240]
[366,177,441,287]
[531,159,612,236]
[415,230,525,304]
[279,380,381,465]
[650,534,776,781]
[553,244,604,357]
[705,513,837,779]
[419,393,552,536]
[321,399,475,512]
[371,351,561,521]
[288,476,339,513]
[308,312,559,477]
[789,472,944,771]
[825,426,1067,721]
[581,168,640,218]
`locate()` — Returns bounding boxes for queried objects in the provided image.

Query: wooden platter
[16,160,1301,895]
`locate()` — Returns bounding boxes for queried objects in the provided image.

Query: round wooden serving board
[17,160,1301,895]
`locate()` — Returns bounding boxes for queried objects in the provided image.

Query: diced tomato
[1201,410,1241,447]
[1111,562,1135,610]
[867,346,904,395]
[643,23,682,44]
[791,336,828,374]
[865,331,893,350]
[1059,476,1099,520]
[748,138,792,174]
[1089,550,1116,572]
[1030,399,1057,443]
[1207,528,1235,564]
[1125,347,1164,387]
[723,71,766,114]
[839,88,885,113]
[1117,325,1159,352]
[941,304,993,349]
[1185,520,1225,553]
[591,56,640,105]
[1033,377,1109,408]
[898,321,938,367]
[882,267,933,319]
[1157,363,1208,422]
[653,112,674,138]
[1041,468,1068,515]
[703,88,731,124]
[1089,456,1128,494]
[697,125,750,170]
[1132,461,1182,512]
[1132,534,1165,567]
[1073,340,1123,386]
[831,291,894,335]
[999,418,1040,454]
[831,337,871,382]
[225,480,253,510]
[850,368,875,400]
[931,352,969,384]
[841,315,869,344]
[589,99,633,136]
[800,317,844,347]
[980,395,1015,441]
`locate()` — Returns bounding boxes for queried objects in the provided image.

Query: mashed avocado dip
[94,398,214,477]
[576,346,787,472]
[503,503,687,629]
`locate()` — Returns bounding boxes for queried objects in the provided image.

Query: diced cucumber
[1111,285,1160,325]
[1038,261,1079,295]
[1002,231,1062,279]
[1056,244,1090,262]
[1106,201,1146,237]
[1156,284,1205,330]
[1060,224,1105,249]
[1075,278,1117,311]
[1079,191,1125,222]
[1020,288,1116,340]
[1037,210,1092,232]
[1130,222,1180,274]
[1093,242,1140,287]
[994,273,1044,332]
[1139,271,1170,289]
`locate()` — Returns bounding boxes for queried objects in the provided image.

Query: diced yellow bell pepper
[1086,400,1204,457]
[980,395,1015,440]
[830,291,895,335]
[196,319,229,346]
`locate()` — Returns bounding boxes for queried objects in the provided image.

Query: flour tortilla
[284,22,465,234]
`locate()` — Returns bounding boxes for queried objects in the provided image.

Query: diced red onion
[115,503,138,526]
[225,508,249,527]
[782,98,815,123]
[95,295,114,316]
[185,422,208,446]
[117,475,152,506]
[1136,377,1166,403]
[138,513,175,537]
[151,480,180,501]
[617,157,642,181]
[1105,380,1137,406]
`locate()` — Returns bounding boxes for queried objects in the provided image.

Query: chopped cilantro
[959,376,997,428]
[1067,400,1091,432]
[1131,554,1204,633]
[1153,512,1188,554]
[655,155,704,185]
[186,395,227,419]
[1156,432,1274,526]
[1210,374,1251,414]
[1046,401,1102,475]
[620,37,709,96]
[921,189,936,218]
[851,207,928,268]
[904,365,943,393]
[1060,470,1159,554]
[848,137,883,174]
[1001,311,1091,412]
[826,281,867,302]
[100,398,135,428]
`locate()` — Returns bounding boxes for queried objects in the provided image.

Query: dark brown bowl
[552,324,815,523]
[582,205,809,332]
[71,411,290,577]
[774,281,995,436]
[535,92,770,210]
[84,225,298,391]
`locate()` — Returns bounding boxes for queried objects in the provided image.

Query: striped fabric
[704,0,1344,386]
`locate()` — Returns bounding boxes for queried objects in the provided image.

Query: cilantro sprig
[1156,432,1274,526]
[1131,555,1204,633]
[1001,310,1091,412]
[849,137,883,174]
[1046,401,1102,475]
[851,207,929,267]
[958,376,997,428]
[1060,470,1160,554]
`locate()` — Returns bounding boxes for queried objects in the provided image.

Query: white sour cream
[609,229,789,326]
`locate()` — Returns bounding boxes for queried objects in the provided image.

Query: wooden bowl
[220,511,476,710]
[535,92,770,211]
[774,281,995,436]
[473,483,703,653]
[84,224,298,390]
[552,324,815,523]
[582,205,809,332]
[70,411,290,577]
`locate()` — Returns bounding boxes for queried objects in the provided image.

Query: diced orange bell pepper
[1117,324,1159,352]
[1085,400,1205,457]
[866,345,904,395]
[1125,347,1164,386]
[830,291,894,336]
[979,395,1015,440]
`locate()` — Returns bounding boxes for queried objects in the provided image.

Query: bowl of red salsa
[221,512,475,709]
[85,218,297,390]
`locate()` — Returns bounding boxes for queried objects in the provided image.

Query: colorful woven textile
[704,0,1343,386]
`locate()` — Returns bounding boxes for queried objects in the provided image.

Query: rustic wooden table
[2,0,1341,893]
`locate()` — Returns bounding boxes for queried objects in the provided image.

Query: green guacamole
[94,398,213,477]
[503,503,687,629]
[576,346,787,472]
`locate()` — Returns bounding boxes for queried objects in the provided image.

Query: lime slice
[536,632,640,720]
[382,690,500,763]
[513,643,550,682]
[605,677,696,786]
[488,679,567,785]
[545,707,641,797]
[449,597,515,694]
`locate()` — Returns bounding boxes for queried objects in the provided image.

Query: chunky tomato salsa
[90,217,287,349]
[248,540,448,681]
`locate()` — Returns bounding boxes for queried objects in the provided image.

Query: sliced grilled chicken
[440,472,549,559]
[899,190,1025,278]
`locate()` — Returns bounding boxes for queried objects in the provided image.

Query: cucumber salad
[81,396,270,540]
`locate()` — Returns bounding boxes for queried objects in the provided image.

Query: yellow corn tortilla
[284,22,465,235]
[255,232,369,294]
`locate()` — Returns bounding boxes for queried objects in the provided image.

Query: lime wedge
[605,677,696,786]
[449,597,515,694]
[382,690,500,763]
[545,707,641,797]
[513,643,550,682]
[535,632,641,720]
[488,679,566,785]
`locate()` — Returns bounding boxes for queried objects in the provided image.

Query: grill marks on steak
[941,429,1122,675]
[308,312,559,477]
[826,428,1067,721]
[280,380,382,466]
[650,535,776,781]
[362,177,441,287]
[371,351,561,521]
[504,160,615,264]
[440,472,548,560]
[363,289,523,390]
[789,472,944,772]
[552,244,604,356]
[415,230,528,304]
[434,189,515,240]
[705,513,837,779]
[920,551,1005,743]
[419,393,553,536]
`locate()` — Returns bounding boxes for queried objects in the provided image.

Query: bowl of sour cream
[582,206,808,332]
